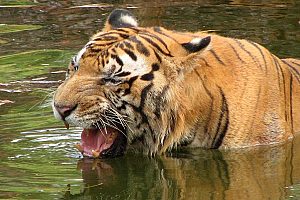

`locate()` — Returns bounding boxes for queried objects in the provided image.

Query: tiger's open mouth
[73,125,127,159]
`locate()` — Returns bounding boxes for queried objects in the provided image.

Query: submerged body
[52,9,300,157]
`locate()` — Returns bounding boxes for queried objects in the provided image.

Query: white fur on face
[118,54,148,76]
[74,41,95,66]
[52,101,62,121]
[74,47,86,65]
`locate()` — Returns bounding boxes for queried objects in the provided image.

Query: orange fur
[53,9,300,155]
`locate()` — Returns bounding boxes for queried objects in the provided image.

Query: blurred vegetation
[0,24,42,34]
[0,0,35,6]
[0,50,73,82]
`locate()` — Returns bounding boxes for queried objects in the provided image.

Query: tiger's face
[52,9,211,158]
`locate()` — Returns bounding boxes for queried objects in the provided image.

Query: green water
[0,0,300,199]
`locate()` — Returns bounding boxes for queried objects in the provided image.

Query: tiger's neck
[151,67,228,153]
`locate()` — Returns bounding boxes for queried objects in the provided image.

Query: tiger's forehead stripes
[77,26,191,64]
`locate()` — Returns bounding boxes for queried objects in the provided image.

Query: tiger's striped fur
[53,9,300,156]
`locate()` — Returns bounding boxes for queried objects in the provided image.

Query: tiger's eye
[111,64,116,72]
[98,78,106,85]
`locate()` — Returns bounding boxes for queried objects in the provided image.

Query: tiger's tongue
[80,128,117,158]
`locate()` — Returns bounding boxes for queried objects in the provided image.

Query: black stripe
[123,48,137,61]
[127,75,139,85]
[233,39,260,66]
[96,31,130,40]
[100,36,119,41]
[115,65,123,74]
[170,110,176,132]
[130,37,150,57]
[116,28,130,33]
[194,70,213,100]
[248,41,267,72]
[140,73,154,81]
[290,75,294,133]
[273,58,291,127]
[92,41,116,47]
[127,27,140,33]
[124,41,134,49]
[154,50,162,63]
[282,60,300,84]
[209,49,226,66]
[272,55,285,88]
[123,76,138,95]
[282,69,288,123]
[139,35,173,57]
[95,31,128,37]
[290,60,300,67]
[199,58,213,68]
[248,85,262,133]
[139,32,171,54]
[115,71,131,77]
[100,56,105,67]
[152,63,160,71]
[87,46,104,54]
[136,42,150,57]
[124,101,155,137]
[118,43,125,49]
[211,88,229,149]
[154,85,169,118]
[122,82,155,138]
[227,41,245,63]
[195,70,214,136]
[152,26,178,42]
[118,33,130,39]
[140,83,153,110]
[111,54,124,66]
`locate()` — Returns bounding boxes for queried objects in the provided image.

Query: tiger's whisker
[95,122,105,136]
[28,89,56,111]
[101,120,127,138]
[99,118,108,135]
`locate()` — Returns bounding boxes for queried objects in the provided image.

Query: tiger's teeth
[92,150,100,158]
[75,143,83,153]
[64,121,69,129]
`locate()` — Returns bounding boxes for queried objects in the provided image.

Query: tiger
[52,8,300,158]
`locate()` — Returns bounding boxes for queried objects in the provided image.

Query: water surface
[0,0,300,199]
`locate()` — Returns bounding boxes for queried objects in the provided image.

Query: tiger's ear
[168,36,211,80]
[181,36,211,54]
[103,9,138,32]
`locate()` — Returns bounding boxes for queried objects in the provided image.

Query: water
[0,0,299,199]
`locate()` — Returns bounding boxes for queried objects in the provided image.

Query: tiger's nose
[54,104,77,120]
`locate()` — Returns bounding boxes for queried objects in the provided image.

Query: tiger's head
[52,9,211,158]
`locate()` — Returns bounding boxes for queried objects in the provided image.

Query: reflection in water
[64,136,300,200]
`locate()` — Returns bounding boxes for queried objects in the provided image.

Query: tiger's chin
[74,126,127,159]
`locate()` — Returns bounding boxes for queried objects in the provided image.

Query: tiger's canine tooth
[75,143,83,153]
[64,121,69,129]
[92,149,100,158]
